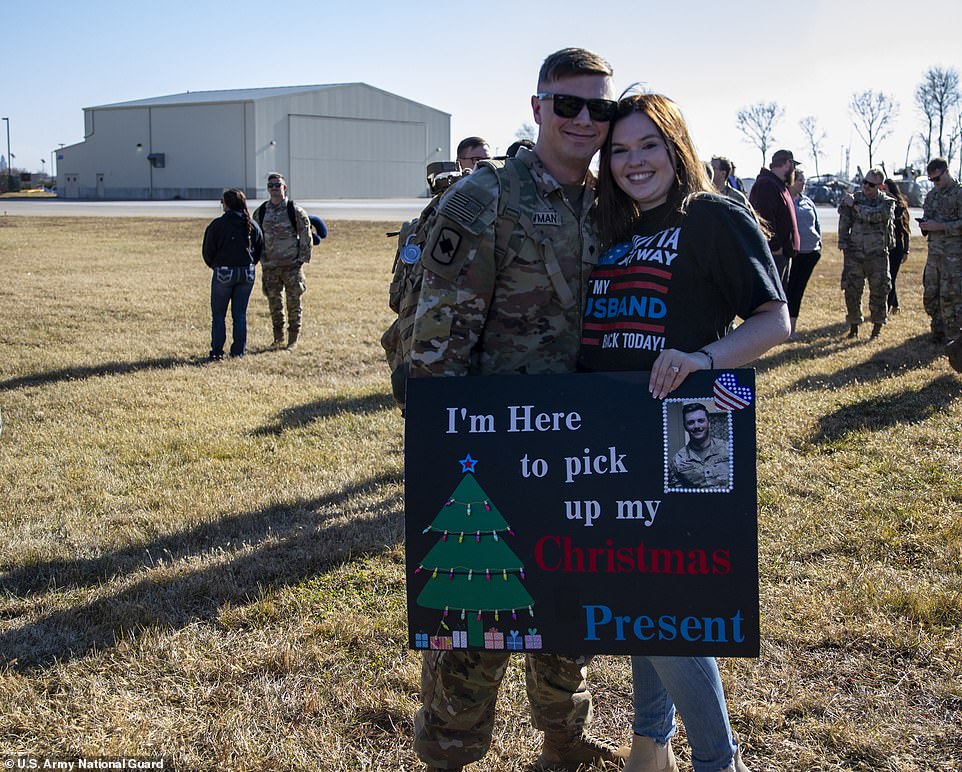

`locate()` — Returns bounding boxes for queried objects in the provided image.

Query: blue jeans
[632,656,737,771]
[210,265,255,357]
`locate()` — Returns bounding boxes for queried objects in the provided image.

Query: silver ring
[671,365,680,374]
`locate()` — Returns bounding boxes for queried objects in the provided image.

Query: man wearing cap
[837,167,894,339]
[748,149,801,287]
[256,172,312,349]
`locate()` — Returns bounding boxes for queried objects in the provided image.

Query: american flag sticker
[713,372,754,411]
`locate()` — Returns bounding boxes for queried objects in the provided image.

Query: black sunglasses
[862,180,878,188]
[267,181,283,189]
[537,93,618,122]
[929,170,944,183]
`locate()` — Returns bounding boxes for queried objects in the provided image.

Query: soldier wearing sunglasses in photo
[837,167,894,339]
[918,158,962,365]
[409,48,628,771]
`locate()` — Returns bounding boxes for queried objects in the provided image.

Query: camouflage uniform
[409,147,601,768]
[921,180,962,341]
[837,191,894,325]
[260,199,312,342]
[669,437,730,489]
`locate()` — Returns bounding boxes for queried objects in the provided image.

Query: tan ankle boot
[623,734,678,772]
[539,730,629,769]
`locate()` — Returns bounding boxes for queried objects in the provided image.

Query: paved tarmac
[0,196,925,234]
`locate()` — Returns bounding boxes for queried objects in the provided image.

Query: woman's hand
[649,349,705,400]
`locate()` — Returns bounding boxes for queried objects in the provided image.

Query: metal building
[56,83,450,199]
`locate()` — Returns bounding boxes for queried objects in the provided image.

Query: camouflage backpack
[380,157,542,409]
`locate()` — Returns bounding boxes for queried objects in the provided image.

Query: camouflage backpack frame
[380,157,552,409]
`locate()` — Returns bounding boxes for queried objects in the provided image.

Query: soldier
[837,167,894,339]
[409,48,627,772]
[918,157,962,352]
[668,403,731,490]
[455,136,491,171]
[255,172,312,349]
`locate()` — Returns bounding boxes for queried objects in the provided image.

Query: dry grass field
[0,215,960,771]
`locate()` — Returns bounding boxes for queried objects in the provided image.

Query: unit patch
[532,211,561,226]
[432,228,463,265]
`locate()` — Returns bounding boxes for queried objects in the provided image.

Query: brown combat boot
[270,326,285,350]
[846,324,859,339]
[947,335,962,373]
[871,322,883,338]
[539,730,629,770]
[623,734,678,772]
[286,326,300,349]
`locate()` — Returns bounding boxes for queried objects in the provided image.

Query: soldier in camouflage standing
[409,48,627,772]
[837,167,894,339]
[918,158,962,362]
[257,172,312,349]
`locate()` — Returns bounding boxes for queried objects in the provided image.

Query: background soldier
[837,167,894,339]
[454,136,491,171]
[255,172,312,349]
[409,48,626,772]
[918,157,962,356]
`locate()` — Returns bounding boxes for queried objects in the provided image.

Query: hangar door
[291,115,426,198]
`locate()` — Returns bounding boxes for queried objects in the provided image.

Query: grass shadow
[809,374,960,445]
[0,355,202,392]
[252,392,397,435]
[0,471,404,668]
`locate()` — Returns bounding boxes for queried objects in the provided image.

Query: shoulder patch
[431,228,463,265]
[437,178,497,233]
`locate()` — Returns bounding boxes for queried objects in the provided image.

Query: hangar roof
[91,84,345,109]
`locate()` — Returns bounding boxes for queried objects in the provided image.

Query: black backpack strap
[254,202,266,227]
[286,200,298,231]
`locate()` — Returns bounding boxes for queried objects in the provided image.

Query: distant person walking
[837,167,894,339]
[918,157,962,352]
[202,189,263,360]
[748,149,800,288]
[254,172,313,349]
[882,179,911,315]
[786,169,822,336]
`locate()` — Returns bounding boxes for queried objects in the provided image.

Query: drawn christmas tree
[415,454,534,647]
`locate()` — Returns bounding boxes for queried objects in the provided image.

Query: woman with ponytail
[202,188,264,359]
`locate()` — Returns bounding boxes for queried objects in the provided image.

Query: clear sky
[5,0,961,183]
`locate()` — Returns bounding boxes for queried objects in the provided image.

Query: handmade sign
[405,370,759,657]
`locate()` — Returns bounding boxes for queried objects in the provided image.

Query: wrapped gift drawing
[506,630,523,651]
[524,628,542,650]
[430,635,453,650]
[452,630,468,649]
[484,627,505,650]
[415,632,429,649]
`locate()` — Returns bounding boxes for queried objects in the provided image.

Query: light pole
[2,117,11,191]
[41,158,46,181]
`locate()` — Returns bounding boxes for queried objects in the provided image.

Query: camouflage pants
[414,650,593,767]
[841,250,890,325]
[923,249,962,339]
[261,264,306,332]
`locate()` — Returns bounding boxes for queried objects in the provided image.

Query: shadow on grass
[0,471,404,669]
[809,373,960,445]
[756,326,943,384]
[253,392,397,435]
[0,355,204,392]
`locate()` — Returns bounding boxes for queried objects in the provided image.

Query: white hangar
[56,83,450,200]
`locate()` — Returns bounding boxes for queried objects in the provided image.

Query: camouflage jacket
[922,180,962,251]
[261,198,312,268]
[409,147,601,377]
[837,190,894,253]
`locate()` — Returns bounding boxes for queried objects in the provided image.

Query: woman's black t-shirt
[578,194,784,372]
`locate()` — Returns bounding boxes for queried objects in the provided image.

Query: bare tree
[736,102,784,166]
[515,122,537,142]
[915,66,961,163]
[798,115,827,178]
[849,90,898,169]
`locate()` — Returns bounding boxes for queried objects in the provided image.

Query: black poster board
[405,369,759,657]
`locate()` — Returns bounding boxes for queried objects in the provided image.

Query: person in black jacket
[202,189,264,360]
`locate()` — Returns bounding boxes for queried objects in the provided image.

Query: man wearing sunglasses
[255,172,312,349]
[918,157,962,357]
[455,136,491,172]
[837,167,894,339]
[410,48,627,772]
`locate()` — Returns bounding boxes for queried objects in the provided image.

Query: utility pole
[2,118,11,192]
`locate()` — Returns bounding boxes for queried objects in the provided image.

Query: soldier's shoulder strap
[253,202,266,226]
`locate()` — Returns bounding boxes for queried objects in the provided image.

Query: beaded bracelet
[697,349,714,370]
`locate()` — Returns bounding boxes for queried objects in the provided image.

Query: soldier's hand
[841,193,855,207]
